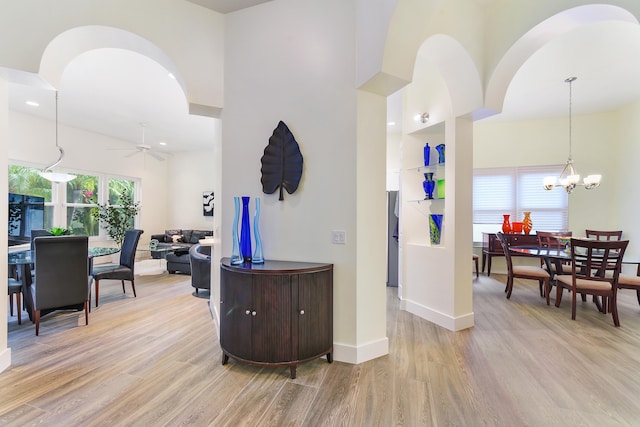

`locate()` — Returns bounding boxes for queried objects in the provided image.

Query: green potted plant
[48,227,72,236]
[90,192,141,247]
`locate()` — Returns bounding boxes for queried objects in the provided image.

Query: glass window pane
[8,165,53,202]
[109,178,135,205]
[66,174,98,203]
[67,206,99,236]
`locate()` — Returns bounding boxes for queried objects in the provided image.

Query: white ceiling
[7,5,640,154]
[187,0,273,14]
[389,19,640,132]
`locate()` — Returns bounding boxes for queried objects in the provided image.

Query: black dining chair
[32,235,91,336]
[8,277,23,325]
[91,229,143,309]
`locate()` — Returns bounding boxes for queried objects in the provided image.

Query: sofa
[150,229,213,274]
[189,244,211,294]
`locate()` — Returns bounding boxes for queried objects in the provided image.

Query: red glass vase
[502,214,512,233]
[523,211,533,235]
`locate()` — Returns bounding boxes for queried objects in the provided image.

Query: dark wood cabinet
[482,232,539,276]
[220,258,333,379]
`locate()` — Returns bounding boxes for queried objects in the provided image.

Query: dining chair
[536,231,573,275]
[585,229,623,241]
[496,232,551,304]
[555,238,628,326]
[32,235,91,336]
[91,229,143,309]
[472,254,479,279]
[611,263,640,307]
[8,277,22,325]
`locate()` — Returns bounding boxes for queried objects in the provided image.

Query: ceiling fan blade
[148,151,165,161]
[125,150,142,158]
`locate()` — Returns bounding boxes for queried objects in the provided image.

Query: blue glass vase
[436,144,445,164]
[230,197,243,265]
[240,196,252,262]
[429,214,443,245]
[423,142,430,166]
[252,198,264,264]
[422,172,435,199]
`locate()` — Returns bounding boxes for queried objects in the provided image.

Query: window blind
[473,165,568,232]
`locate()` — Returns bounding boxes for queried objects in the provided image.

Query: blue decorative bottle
[252,198,264,264]
[230,197,243,265]
[240,196,252,263]
[423,142,431,166]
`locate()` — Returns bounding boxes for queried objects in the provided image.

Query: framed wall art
[203,191,214,216]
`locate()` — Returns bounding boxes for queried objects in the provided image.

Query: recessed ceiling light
[168,73,176,80]
[387,121,396,126]
[159,141,167,146]
[25,101,39,107]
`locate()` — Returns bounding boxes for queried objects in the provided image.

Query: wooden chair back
[537,231,572,248]
[569,238,628,282]
[585,230,623,241]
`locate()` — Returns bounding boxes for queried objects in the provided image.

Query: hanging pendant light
[543,77,601,194]
[38,91,76,183]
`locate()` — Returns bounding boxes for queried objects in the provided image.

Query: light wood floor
[2,272,640,426]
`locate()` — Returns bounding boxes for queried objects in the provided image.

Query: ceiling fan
[113,123,166,162]
[125,143,165,161]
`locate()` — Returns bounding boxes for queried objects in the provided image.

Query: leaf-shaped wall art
[260,121,304,201]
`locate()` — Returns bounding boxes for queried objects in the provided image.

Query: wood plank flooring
[2,272,640,426]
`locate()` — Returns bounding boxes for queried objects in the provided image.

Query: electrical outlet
[332,230,346,244]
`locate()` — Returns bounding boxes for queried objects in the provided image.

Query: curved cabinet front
[220,258,333,379]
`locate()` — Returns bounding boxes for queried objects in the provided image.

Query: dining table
[8,246,120,322]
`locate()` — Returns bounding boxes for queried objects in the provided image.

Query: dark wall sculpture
[260,121,304,201]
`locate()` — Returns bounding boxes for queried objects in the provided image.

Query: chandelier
[543,77,600,194]
[38,91,76,183]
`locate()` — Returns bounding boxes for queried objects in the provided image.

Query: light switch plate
[332,230,346,244]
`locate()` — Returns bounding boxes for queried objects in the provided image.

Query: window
[8,164,140,240]
[473,165,568,241]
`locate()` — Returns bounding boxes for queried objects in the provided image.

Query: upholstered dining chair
[555,238,628,326]
[609,264,640,307]
[32,235,91,336]
[585,229,623,241]
[536,231,573,275]
[91,229,143,309]
[8,277,22,325]
[496,232,551,304]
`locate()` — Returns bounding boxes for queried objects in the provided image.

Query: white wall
[165,149,217,233]
[0,79,10,372]
[221,0,388,363]
[473,108,633,272]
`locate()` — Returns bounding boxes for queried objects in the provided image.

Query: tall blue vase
[230,197,243,265]
[252,198,264,264]
[240,196,252,262]
[423,142,431,166]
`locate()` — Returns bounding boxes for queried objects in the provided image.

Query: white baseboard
[404,299,474,331]
[333,337,389,364]
[0,348,11,374]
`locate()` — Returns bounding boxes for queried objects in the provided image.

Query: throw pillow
[181,230,193,244]
[171,234,183,243]
[190,230,207,244]
[164,229,181,243]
